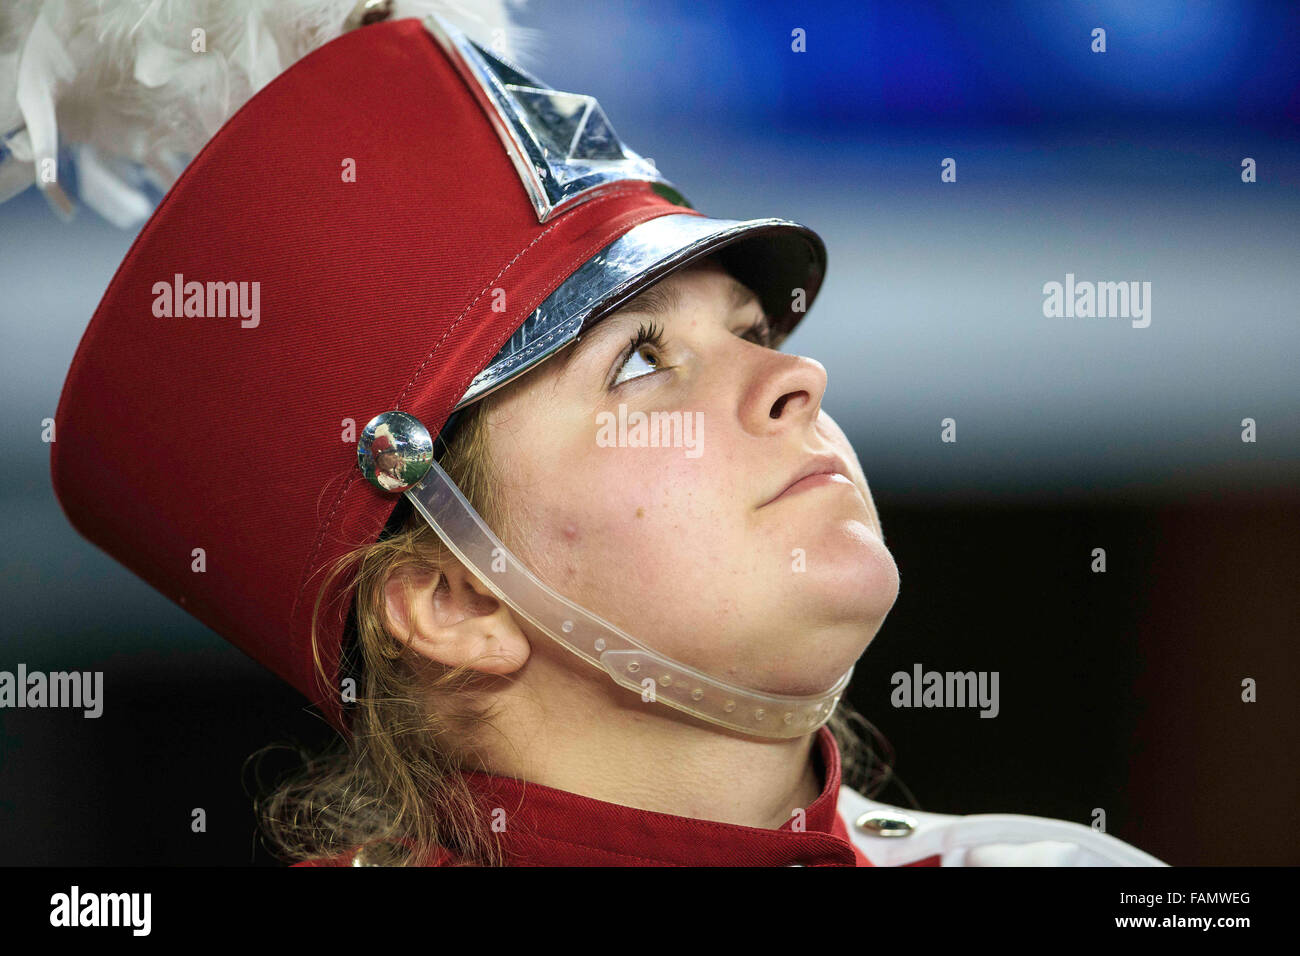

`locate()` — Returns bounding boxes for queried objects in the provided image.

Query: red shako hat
[48,13,827,732]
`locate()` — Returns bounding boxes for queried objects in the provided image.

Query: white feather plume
[0,0,532,226]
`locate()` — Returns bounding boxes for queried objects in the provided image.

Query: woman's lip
[764,471,855,506]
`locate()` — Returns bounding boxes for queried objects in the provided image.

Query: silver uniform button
[855,811,918,837]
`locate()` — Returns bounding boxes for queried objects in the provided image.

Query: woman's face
[482,257,899,696]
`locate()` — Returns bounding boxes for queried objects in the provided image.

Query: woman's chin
[790,531,900,629]
[743,598,897,697]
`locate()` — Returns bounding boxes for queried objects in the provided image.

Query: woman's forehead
[612,258,758,320]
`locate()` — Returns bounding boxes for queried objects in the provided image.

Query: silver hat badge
[423,14,683,223]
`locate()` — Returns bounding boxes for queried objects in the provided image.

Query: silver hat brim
[453,212,827,411]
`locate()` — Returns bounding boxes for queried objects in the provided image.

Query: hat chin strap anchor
[404,454,853,741]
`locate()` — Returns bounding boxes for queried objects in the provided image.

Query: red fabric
[292,726,941,867]
[49,18,692,732]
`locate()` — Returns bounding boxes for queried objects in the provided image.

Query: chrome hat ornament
[358,411,434,493]
[424,14,676,223]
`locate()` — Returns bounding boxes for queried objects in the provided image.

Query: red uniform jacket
[292,726,1165,867]
[294,728,927,867]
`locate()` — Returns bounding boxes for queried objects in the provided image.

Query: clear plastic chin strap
[405,457,854,740]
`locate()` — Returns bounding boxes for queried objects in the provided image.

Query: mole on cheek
[635,507,645,518]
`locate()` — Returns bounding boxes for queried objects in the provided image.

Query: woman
[9,2,1164,866]
[282,250,903,867]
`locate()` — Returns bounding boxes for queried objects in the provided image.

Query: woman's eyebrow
[615,280,683,322]
[554,273,760,377]
[555,282,681,377]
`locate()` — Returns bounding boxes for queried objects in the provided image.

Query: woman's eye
[741,316,773,347]
[612,344,661,386]
[605,316,768,390]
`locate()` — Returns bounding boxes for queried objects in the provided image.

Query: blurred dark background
[2,0,1297,865]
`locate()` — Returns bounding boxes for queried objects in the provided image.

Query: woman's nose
[739,351,829,436]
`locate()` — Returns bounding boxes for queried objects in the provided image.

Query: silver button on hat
[357,411,434,493]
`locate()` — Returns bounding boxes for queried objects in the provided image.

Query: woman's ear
[383,561,530,675]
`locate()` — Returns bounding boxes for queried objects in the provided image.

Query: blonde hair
[254,396,902,866]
